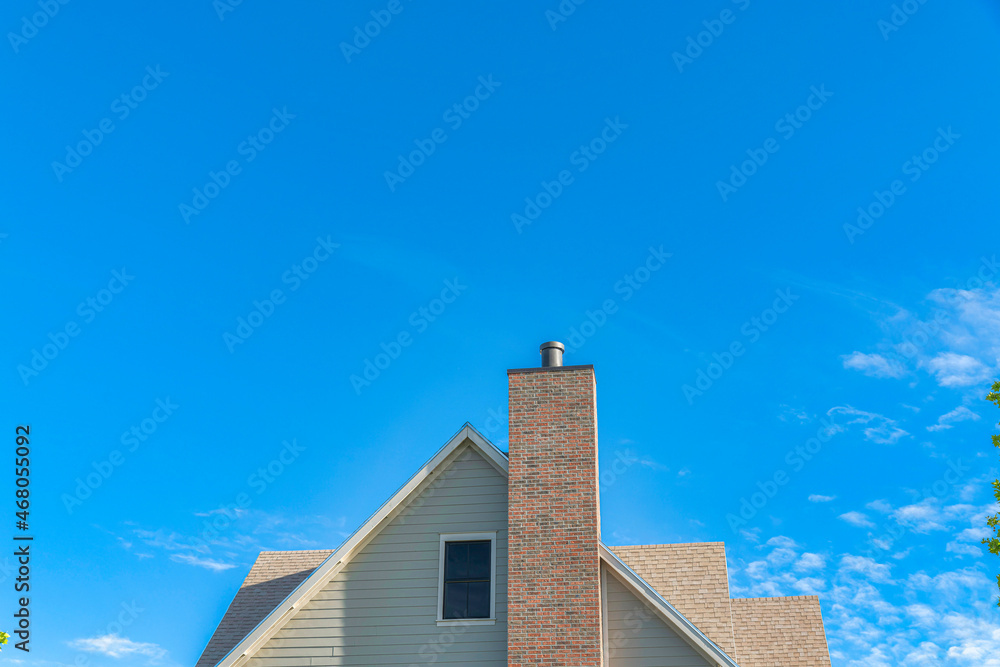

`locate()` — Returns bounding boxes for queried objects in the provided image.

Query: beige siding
[604,566,712,667]
[249,443,508,667]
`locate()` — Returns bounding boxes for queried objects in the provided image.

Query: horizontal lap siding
[249,444,508,667]
[605,567,711,667]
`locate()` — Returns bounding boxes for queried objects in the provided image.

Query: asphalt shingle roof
[195,550,333,667]
[198,545,832,667]
[613,542,738,659]
[731,596,833,667]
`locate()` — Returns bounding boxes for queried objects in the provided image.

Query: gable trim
[208,423,508,667]
[600,543,741,667]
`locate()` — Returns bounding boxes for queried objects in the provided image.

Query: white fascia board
[212,423,507,667]
[600,543,741,667]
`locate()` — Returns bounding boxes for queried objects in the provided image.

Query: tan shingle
[613,542,738,659]
[195,550,333,667]
[731,596,832,667]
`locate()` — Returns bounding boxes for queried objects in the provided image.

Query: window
[438,532,496,624]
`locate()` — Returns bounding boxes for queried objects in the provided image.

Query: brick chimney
[506,342,603,666]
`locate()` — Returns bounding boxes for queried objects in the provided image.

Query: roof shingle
[613,542,738,659]
[195,550,333,667]
[731,596,833,667]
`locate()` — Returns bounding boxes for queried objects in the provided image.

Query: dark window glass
[442,540,491,619]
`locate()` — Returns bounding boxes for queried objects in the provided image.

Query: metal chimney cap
[539,341,565,367]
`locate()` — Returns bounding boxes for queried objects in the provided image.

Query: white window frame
[437,531,497,626]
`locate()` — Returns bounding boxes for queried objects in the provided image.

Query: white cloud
[69,635,167,661]
[945,541,982,557]
[840,511,876,528]
[792,576,827,595]
[922,353,993,388]
[170,553,236,572]
[927,405,981,431]
[619,449,670,472]
[827,406,909,444]
[809,494,836,502]
[795,552,826,571]
[945,512,996,558]
[839,555,895,584]
[843,352,907,379]
[778,404,811,423]
[867,499,894,514]
[131,528,209,554]
[892,499,949,533]
[842,282,1000,392]
[765,535,798,549]
[729,473,1000,667]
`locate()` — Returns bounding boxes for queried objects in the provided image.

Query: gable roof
[613,542,737,658]
[198,424,508,667]
[600,544,740,667]
[614,545,833,667]
[731,597,832,667]
[195,550,332,667]
[197,423,742,667]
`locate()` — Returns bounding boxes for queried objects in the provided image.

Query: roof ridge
[614,541,726,548]
[732,595,821,601]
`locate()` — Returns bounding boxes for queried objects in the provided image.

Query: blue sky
[2,0,999,665]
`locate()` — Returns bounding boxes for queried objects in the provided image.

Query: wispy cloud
[842,351,907,379]
[921,352,993,388]
[778,404,811,423]
[170,553,236,572]
[112,510,350,572]
[808,494,836,503]
[730,472,1000,667]
[841,282,1000,392]
[69,635,167,661]
[839,511,876,528]
[927,405,981,431]
[827,405,909,444]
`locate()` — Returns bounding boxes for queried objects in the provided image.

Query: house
[196,342,832,667]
